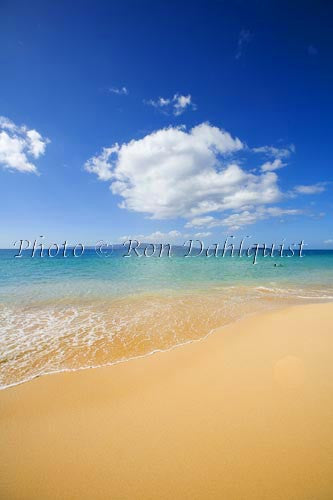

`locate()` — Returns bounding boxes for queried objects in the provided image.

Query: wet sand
[1,303,333,499]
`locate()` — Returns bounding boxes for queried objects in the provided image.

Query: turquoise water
[1,248,333,301]
[1,248,333,388]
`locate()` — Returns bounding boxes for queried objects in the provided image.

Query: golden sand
[1,303,333,499]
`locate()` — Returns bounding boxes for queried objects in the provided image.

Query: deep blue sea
[1,247,333,388]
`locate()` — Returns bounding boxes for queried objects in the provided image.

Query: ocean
[1,247,333,389]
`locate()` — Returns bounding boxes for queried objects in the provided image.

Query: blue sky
[0,0,332,248]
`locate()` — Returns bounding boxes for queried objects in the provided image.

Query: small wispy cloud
[260,158,286,172]
[145,93,196,116]
[194,232,212,238]
[253,144,295,173]
[253,144,295,159]
[324,239,333,245]
[173,94,194,116]
[119,229,213,243]
[294,183,326,195]
[119,230,183,243]
[186,207,302,231]
[235,29,252,60]
[109,86,128,95]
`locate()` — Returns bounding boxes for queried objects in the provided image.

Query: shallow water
[1,248,333,388]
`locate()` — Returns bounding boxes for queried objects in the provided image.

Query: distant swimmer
[274,263,283,267]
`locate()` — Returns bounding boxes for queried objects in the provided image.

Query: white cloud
[119,230,183,243]
[109,86,128,95]
[145,93,196,116]
[220,207,302,230]
[185,216,216,228]
[0,116,49,173]
[153,97,170,107]
[85,122,324,229]
[194,232,212,238]
[253,144,295,159]
[173,94,194,115]
[85,145,119,181]
[119,229,213,243]
[187,207,302,231]
[86,122,283,221]
[294,183,326,195]
[260,158,285,172]
[254,144,295,173]
[324,239,333,244]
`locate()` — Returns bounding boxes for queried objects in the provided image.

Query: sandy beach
[1,303,333,499]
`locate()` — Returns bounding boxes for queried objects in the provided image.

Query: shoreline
[1,303,333,499]
[2,296,332,391]
[0,303,269,392]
